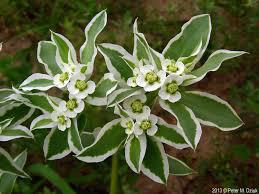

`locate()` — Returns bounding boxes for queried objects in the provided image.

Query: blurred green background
[0,0,258,193]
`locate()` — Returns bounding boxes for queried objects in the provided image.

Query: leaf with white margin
[121,55,138,69]
[0,118,13,131]
[80,10,107,77]
[98,43,133,81]
[0,103,34,127]
[183,50,247,85]
[68,119,83,154]
[37,41,62,76]
[87,73,118,106]
[159,100,202,150]
[0,125,33,141]
[107,88,143,107]
[30,114,55,131]
[154,117,189,149]
[150,48,163,70]
[114,104,129,118]
[77,119,127,163]
[163,14,211,65]
[0,150,27,194]
[19,73,54,91]
[181,91,243,131]
[43,128,71,160]
[0,148,29,178]
[80,132,95,147]
[141,137,169,184]
[51,31,77,64]
[125,134,146,173]
[167,155,195,176]
[0,89,15,103]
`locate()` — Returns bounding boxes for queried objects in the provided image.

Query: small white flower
[121,117,134,135]
[53,71,71,88]
[51,110,71,131]
[158,74,183,103]
[123,94,150,120]
[67,73,96,99]
[162,59,185,75]
[134,114,158,136]
[136,64,166,92]
[59,94,85,118]
[127,68,140,87]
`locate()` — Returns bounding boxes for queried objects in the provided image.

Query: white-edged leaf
[98,43,133,81]
[80,10,107,77]
[141,137,169,184]
[167,155,195,176]
[0,150,28,194]
[114,104,129,118]
[43,128,71,160]
[0,118,13,131]
[68,119,83,154]
[76,119,127,163]
[80,132,95,147]
[0,148,29,178]
[181,91,243,131]
[37,41,62,76]
[30,114,55,131]
[87,73,118,106]
[19,73,54,91]
[0,89,15,103]
[0,125,33,141]
[107,88,143,107]
[125,134,146,173]
[159,100,202,149]
[183,50,247,85]
[154,117,189,149]
[163,14,211,65]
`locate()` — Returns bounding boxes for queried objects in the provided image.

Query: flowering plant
[0,10,245,192]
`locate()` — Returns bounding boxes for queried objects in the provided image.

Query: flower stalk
[110,153,119,194]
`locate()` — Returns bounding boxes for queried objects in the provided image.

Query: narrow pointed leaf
[0,125,33,141]
[0,89,15,103]
[0,119,13,131]
[20,73,54,91]
[43,128,71,160]
[68,119,83,154]
[125,134,146,173]
[141,137,169,184]
[167,155,195,176]
[181,91,243,131]
[159,100,202,149]
[30,114,55,131]
[37,41,62,76]
[77,119,127,162]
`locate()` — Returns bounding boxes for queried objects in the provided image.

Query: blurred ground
[0,0,258,194]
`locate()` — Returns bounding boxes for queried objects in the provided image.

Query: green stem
[109,153,119,194]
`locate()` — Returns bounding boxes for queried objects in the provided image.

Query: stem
[109,153,119,194]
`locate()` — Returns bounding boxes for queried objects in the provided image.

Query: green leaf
[80,10,107,77]
[0,103,34,126]
[37,41,62,76]
[30,114,55,131]
[107,88,143,107]
[0,118,13,131]
[77,119,127,162]
[0,150,27,194]
[80,132,95,147]
[43,128,71,160]
[98,43,133,81]
[0,89,14,103]
[163,14,211,63]
[167,155,195,176]
[0,125,33,141]
[184,50,247,85]
[0,148,29,178]
[141,137,169,184]
[181,91,243,131]
[154,117,189,149]
[28,164,76,194]
[87,73,118,106]
[125,134,146,173]
[19,73,54,91]
[159,100,201,149]
[114,104,129,118]
[68,119,83,154]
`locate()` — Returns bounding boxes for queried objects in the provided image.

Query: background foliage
[0,0,258,193]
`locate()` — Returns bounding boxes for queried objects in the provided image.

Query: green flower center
[166,60,178,73]
[66,99,78,110]
[145,71,158,84]
[58,115,66,125]
[59,72,69,83]
[131,100,143,113]
[140,120,152,130]
[75,80,88,91]
[126,121,133,129]
[166,82,178,94]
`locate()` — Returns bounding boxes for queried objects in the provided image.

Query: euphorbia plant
[0,11,246,193]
